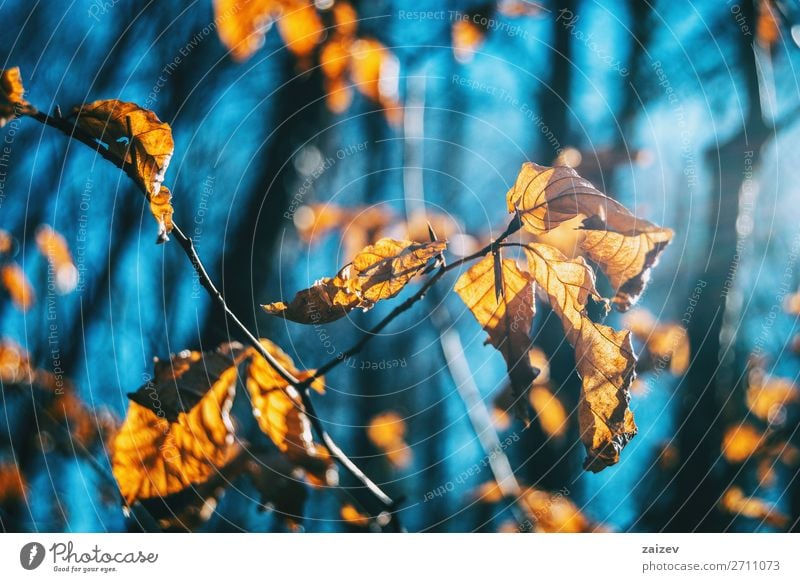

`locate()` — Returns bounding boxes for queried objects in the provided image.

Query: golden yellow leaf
[524,243,637,471]
[720,486,788,528]
[0,67,29,128]
[349,38,402,123]
[529,385,568,438]
[331,1,358,37]
[722,424,764,463]
[1,262,34,311]
[320,38,352,81]
[149,186,175,243]
[263,238,445,323]
[624,309,690,375]
[72,100,173,198]
[246,339,333,484]
[35,225,78,293]
[507,162,672,310]
[111,364,239,505]
[455,255,537,420]
[367,411,411,468]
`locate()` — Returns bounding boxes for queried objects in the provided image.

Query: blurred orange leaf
[0,67,29,127]
[367,411,411,468]
[720,486,788,528]
[529,385,568,438]
[1,262,34,311]
[722,424,764,463]
[35,225,78,294]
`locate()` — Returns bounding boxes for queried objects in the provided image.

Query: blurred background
[1,0,800,532]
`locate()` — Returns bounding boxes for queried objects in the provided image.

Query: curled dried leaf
[149,186,175,243]
[263,238,446,323]
[524,243,636,471]
[111,364,240,505]
[507,162,671,310]
[455,255,537,421]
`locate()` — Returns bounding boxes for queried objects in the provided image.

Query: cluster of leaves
[214,0,401,122]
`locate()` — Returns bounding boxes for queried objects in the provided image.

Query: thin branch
[20,106,398,522]
[300,215,523,386]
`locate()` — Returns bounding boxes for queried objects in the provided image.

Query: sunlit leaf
[367,411,411,468]
[525,242,637,471]
[0,67,29,128]
[455,255,537,421]
[507,162,672,310]
[263,238,445,323]
[214,0,277,62]
[246,339,333,484]
[127,343,248,423]
[111,364,240,505]
[276,2,323,60]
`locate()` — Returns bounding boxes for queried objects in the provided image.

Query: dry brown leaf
[529,385,568,438]
[149,186,175,243]
[455,255,537,421]
[1,262,34,311]
[111,364,240,505]
[35,225,79,293]
[721,486,788,528]
[263,238,445,323]
[246,339,332,484]
[524,242,637,471]
[722,424,764,463]
[367,411,411,468]
[72,100,173,198]
[0,67,29,127]
[507,162,672,311]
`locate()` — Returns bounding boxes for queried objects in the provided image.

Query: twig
[20,106,398,522]
[300,215,523,385]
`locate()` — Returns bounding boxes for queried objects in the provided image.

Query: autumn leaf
[35,225,79,293]
[263,238,445,323]
[341,503,370,528]
[0,340,33,385]
[71,100,174,241]
[246,339,333,484]
[214,0,276,62]
[245,454,310,530]
[757,0,781,50]
[1,262,34,311]
[111,361,240,505]
[127,343,248,423]
[507,162,672,310]
[452,19,485,63]
[455,255,538,421]
[520,487,593,533]
[624,309,690,375]
[367,411,412,468]
[0,67,29,128]
[746,374,797,423]
[524,242,637,471]
[349,38,401,123]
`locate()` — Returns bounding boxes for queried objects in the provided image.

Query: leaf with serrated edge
[506,162,672,310]
[524,242,636,471]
